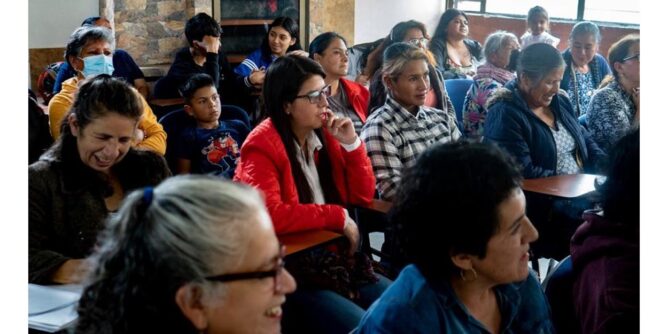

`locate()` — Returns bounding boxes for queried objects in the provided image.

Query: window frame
[447,0,639,28]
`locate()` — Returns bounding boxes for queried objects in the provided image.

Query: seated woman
[587,34,639,154]
[52,16,150,99]
[29,75,170,284]
[365,20,455,116]
[429,9,482,79]
[48,25,166,155]
[233,16,307,124]
[361,43,460,201]
[76,175,297,333]
[484,43,605,179]
[463,30,520,140]
[234,55,389,334]
[357,141,554,333]
[560,21,612,117]
[570,129,639,334]
[309,32,369,135]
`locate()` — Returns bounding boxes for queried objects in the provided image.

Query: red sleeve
[340,142,375,207]
[234,142,346,235]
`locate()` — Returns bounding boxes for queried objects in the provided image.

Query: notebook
[28,284,82,333]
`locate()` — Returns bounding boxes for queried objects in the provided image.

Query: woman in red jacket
[234,54,389,334]
[309,32,370,135]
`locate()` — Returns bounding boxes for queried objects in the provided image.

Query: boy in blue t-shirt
[174,73,249,178]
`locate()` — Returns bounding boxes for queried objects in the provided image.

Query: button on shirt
[361,96,461,200]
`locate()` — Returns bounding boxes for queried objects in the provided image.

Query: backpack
[36,61,64,104]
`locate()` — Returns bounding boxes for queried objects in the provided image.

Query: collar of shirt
[385,96,428,122]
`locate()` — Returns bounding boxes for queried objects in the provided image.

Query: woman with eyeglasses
[560,21,612,117]
[76,175,297,333]
[429,9,483,79]
[234,55,390,334]
[309,32,370,135]
[365,20,455,116]
[586,34,640,154]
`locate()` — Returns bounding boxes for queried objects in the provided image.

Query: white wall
[354,0,445,45]
[29,0,99,48]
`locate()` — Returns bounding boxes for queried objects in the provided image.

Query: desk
[278,230,343,256]
[369,199,393,214]
[522,174,600,198]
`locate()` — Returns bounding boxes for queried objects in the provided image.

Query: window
[584,0,639,25]
[452,0,639,25]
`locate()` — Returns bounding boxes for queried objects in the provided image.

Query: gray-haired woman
[463,30,520,140]
[484,43,605,179]
[560,21,612,117]
[76,175,297,334]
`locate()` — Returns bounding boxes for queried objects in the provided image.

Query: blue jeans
[282,274,392,334]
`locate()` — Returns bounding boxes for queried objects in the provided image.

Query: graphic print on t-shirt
[201,132,240,175]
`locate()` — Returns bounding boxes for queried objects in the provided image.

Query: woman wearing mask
[48,25,166,155]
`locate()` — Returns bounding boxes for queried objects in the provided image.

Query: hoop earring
[459,268,478,282]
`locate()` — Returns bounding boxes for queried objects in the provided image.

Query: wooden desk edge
[279,230,343,256]
[369,199,393,214]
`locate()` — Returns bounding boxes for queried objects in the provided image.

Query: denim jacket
[356,265,555,334]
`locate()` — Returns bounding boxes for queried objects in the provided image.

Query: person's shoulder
[219,119,250,135]
[486,86,515,110]
[243,119,279,147]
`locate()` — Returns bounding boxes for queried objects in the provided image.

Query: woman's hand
[322,110,357,145]
[342,211,360,256]
[249,68,266,87]
[51,259,89,284]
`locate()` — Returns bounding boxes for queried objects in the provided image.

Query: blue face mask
[80,54,114,78]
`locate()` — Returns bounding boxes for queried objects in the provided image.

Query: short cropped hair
[179,73,215,105]
[390,141,523,280]
[185,12,222,47]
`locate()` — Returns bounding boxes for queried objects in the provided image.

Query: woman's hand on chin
[323,110,357,145]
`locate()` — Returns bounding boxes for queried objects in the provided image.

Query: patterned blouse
[462,64,515,140]
[550,120,581,175]
[567,69,596,117]
[361,96,461,200]
[586,80,638,153]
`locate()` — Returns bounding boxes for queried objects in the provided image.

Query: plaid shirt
[361,97,461,200]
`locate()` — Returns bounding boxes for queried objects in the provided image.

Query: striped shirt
[361,97,461,200]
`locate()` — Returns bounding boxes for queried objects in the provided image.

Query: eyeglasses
[205,244,286,293]
[408,38,429,48]
[295,85,331,104]
[622,53,640,62]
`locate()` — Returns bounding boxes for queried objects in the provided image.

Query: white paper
[28,284,82,332]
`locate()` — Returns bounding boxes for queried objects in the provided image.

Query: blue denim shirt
[356,265,555,334]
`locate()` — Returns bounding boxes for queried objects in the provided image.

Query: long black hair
[263,55,342,204]
[260,16,302,61]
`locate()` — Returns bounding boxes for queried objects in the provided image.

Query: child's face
[186,85,221,128]
[530,18,548,35]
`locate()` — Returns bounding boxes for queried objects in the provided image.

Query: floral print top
[462,63,515,140]
[550,120,582,175]
[567,70,596,117]
[586,80,638,153]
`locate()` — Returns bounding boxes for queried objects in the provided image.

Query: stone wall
[309,0,355,46]
[103,0,212,66]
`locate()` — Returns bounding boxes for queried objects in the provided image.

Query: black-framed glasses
[295,85,331,104]
[622,53,640,62]
[205,244,286,293]
[408,38,429,47]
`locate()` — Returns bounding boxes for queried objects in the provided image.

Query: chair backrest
[159,104,250,173]
[542,255,580,334]
[444,78,474,127]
